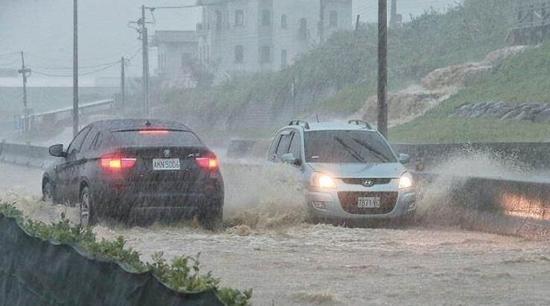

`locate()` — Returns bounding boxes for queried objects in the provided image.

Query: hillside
[390,43,550,143]
[159,0,523,140]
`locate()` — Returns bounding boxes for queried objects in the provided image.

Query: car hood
[308,162,406,179]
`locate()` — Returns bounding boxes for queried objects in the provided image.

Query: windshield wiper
[334,137,367,163]
[351,138,392,163]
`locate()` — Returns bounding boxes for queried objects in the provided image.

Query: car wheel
[80,186,97,227]
[42,180,55,203]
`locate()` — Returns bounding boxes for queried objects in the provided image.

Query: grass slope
[390,43,550,143]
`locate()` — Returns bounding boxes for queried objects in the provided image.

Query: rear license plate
[357,197,381,208]
[152,159,181,171]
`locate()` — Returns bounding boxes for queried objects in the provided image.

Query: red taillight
[139,129,169,135]
[101,155,137,171]
[196,156,219,170]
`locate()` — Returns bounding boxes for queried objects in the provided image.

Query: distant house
[152,30,199,87]
[196,0,352,80]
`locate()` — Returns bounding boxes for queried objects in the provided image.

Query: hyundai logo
[163,149,171,157]
[363,179,375,187]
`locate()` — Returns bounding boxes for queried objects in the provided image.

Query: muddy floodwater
[1,163,549,305]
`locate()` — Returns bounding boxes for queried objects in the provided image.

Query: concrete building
[196,0,353,79]
[152,30,199,87]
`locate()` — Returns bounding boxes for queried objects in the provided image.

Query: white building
[196,0,353,79]
[152,31,199,87]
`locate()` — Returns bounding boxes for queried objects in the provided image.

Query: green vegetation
[162,0,515,123]
[390,43,550,143]
[161,0,550,143]
[0,203,252,306]
[390,118,550,143]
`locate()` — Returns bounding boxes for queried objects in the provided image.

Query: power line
[33,61,120,77]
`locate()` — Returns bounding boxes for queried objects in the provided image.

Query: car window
[276,131,292,157]
[304,130,397,163]
[111,130,203,147]
[86,131,103,151]
[66,126,92,155]
[288,132,302,159]
[268,135,282,158]
[82,129,99,152]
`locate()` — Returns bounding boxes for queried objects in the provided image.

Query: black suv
[42,119,224,229]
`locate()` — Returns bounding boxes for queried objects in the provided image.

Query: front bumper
[306,186,416,220]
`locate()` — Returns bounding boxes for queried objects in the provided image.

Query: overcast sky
[0,0,460,80]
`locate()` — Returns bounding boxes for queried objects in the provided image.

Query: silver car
[268,120,416,223]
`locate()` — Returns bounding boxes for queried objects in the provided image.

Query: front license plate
[357,197,381,208]
[152,159,181,171]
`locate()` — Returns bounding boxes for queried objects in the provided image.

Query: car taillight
[196,156,218,170]
[101,155,137,170]
[139,129,169,135]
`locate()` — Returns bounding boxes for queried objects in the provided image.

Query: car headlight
[399,172,414,189]
[311,173,337,189]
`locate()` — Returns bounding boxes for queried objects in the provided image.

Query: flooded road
[94,224,550,306]
[1,163,549,305]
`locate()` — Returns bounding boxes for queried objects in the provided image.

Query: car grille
[338,192,398,215]
[340,178,392,186]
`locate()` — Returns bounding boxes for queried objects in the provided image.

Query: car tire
[80,186,97,227]
[199,202,223,231]
[42,180,55,203]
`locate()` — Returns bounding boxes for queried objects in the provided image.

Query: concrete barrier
[416,173,550,239]
[0,141,57,169]
[0,214,223,305]
[394,142,550,171]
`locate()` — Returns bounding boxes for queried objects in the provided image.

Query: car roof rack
[348,120,373,130]
[289,120,310,129]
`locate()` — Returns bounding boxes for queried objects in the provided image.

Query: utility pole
[73,0,79,137]
[319,0,325,43]
[390,0,398,28]
[120,57,126,112]
[140,5,150,117]
[18,51,31,133]
[355,15,361,32]
[378,0,388,137]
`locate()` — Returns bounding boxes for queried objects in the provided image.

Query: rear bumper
[92,185,223,217]
[306,189,416,220]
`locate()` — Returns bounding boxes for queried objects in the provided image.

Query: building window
[329,11,338,28]
[235,45,244,63]
[281,14,288,29]
[298,18,308,40]
[261,10,271,27]
[215,10,222,32]
[260,46,271,63]
[281,49,288,69]
[235,9,244,26]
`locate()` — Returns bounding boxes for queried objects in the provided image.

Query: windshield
[112,130,203,147]
[304,130,397,163]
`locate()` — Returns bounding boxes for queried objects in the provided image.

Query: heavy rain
[0,1,549,305]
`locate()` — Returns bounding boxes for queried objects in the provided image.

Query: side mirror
[49,144,67,158]
[399,153,410,165]
[281,153,302,166]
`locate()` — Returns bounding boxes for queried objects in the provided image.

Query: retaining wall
[0,214,223,305]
